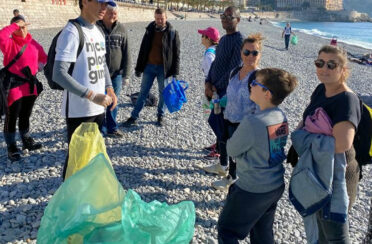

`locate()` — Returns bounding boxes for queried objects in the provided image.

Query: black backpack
[44,19,84,90]
[353,101,372,167]
[229,66,257,91]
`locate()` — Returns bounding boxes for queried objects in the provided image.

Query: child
[197,27,220,157]
[217,68,298,243]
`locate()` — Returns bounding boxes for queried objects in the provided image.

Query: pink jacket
[0,23,47,106]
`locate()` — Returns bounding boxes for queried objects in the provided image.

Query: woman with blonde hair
[203,33,264,190]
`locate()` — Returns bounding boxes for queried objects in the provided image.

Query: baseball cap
[97,0,116,7]
[198,27,220,42]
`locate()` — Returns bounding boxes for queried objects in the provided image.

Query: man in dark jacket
[97,3,131,137]
[123,8,180,127]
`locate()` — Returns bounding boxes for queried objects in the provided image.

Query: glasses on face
[220,14,236,21]
[314,59,339,70]
[251,80,272,94]
[243,49,259,57]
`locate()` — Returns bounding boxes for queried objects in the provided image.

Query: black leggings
[4,95,37,135]
[62,113,105,179]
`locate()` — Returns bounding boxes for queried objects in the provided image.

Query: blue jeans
[316,209,350,244]
[285,35,290,49]
[104,74,122,133]
[218,184,285,244]
[131,64,166,119]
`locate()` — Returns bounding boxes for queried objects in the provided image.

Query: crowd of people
[0,1,371,243]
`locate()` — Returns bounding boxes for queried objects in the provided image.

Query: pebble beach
[0,18,371,243]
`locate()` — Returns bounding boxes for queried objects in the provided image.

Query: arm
[333,121,355,153]
[173,30,180,76]
[121,28,131,79]
[282,29,285,38]
[0,23,20,53]
[53,60,89,97]
[227,118,254,157]
[134,31,148,76]
[104,62,117,111]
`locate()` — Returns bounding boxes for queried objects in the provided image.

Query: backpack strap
[229,65,243,81]
[4,44,28,70]
[204,47,216,56]
[64,19,84,118]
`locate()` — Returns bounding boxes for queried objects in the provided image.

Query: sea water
[272,21,372,50]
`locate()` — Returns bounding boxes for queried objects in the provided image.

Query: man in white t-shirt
[281,22,295,50]
[52,0,117,179]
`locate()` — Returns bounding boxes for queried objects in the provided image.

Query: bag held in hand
[163,78,188,113]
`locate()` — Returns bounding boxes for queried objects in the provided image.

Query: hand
[135,71,141,78]
[16,21,30,29]
[106,87,117,111]
[205,82,214,100]
[122,78,129,87]
[91,93,113,108]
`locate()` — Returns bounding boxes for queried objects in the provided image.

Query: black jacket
[135,21,180,78]
[97,20,131,79]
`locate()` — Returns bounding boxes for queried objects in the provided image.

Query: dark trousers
[284,35,290,49]
[316,209,350,244]
[62,113,105,179]
[3,95,37,145]
[218,184,285,244]
[219,120,239,179]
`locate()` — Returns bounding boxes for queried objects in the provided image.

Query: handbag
[162,78,188,113]
[0,44,28,117]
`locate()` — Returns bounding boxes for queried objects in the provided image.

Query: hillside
[344,0,372,16]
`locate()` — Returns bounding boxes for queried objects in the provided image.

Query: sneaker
[122,117,137,127]
[203,143,216,152]
[212,175,237,191]
[155,115,164,127]
[106,130,124,138]
[203,150,220,160]
[8,144,21,161]
[22,137,42,151]
[202,163,227,176]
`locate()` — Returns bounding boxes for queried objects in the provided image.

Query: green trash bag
[119,189,195,244]
[84,190,196,244]
[291,35,298,45]
[37,153,126,244]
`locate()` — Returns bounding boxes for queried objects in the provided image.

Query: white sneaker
[202,163,228,176]
[212,175,237,191]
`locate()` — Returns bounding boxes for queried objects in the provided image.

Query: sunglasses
[220,14,236,21]
[243,49,259,57]
[314,59,339,70]
[251,80,272,94]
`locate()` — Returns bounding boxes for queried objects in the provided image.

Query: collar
[12,33,32,46]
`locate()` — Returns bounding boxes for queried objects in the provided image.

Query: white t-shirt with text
[55,22,106,118]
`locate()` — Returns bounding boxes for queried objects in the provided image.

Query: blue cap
[98,0,116,7]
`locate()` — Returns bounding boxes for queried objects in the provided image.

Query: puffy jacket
[135,21,180,78]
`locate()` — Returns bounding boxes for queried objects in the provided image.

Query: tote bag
[163,78,188,113]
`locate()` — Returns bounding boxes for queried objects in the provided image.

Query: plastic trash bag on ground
[120,189,195,244]
[37,153,126,244]
[65,122,111,179]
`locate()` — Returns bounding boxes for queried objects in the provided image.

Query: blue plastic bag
[163,78,188,113]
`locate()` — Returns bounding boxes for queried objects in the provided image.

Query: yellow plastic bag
[65,122,111,179]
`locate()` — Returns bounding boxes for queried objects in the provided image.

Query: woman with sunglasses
[294,45,361,243]
[208,33,263,190]
[0,15,47,161]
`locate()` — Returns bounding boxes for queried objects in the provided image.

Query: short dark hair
[13,9,19,15]
[155,8,166,15]
[78,0,92,10]
[256,68,298,106]
[225,6,240,18]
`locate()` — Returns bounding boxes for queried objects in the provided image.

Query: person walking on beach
[53,0,117,179]
[281,22,294,50]
[13,9,20,17]
[97,2,131,138]
[0,15,47,161]
[122,8,180,127]
[202,6,244,173]
[212,34,263,191]
[217,68,298,243]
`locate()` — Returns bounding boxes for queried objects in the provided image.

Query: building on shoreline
[251,0,343,11]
